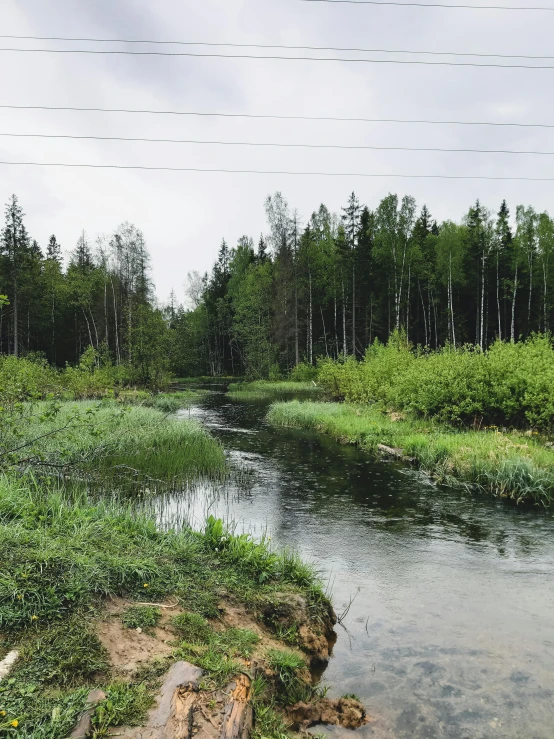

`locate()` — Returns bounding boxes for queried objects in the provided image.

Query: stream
[169,389,554,739]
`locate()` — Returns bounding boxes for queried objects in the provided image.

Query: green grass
[119,390,206,414]
[227,381,322,400]
[0,474,329,738]
[266,649,313,706]
[268,401,554,506]
[173,612,260,688]
[121,606,162,631]
[6,400,225,488]
[172,376,240,385]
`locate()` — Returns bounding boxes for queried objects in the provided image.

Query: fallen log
[377,443,416,464]
[220,674,253,739]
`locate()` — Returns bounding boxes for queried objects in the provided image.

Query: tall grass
[7,400,225,485]
[268,401,554,505]
[227,381,321,400]
[118,389,207,414]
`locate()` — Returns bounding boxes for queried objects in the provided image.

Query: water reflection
[160,391,554,738]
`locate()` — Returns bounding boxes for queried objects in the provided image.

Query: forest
[2,191,554,380]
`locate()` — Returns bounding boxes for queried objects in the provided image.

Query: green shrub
[289,362,318,382]
[0,354,59,401]
[316,334,554,433]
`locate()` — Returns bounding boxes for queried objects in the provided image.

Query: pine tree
[47,235,62,262]
[341,193,362,356]
[1,195,31,356]
[495,201,512,340]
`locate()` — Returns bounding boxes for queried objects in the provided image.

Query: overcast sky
[1,0,553,302]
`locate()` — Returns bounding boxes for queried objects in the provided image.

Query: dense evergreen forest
[2,191,554,380]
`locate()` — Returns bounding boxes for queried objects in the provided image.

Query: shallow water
[171,391,554,739]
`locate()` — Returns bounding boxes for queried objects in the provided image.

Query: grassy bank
[0,476,331,739]
[119,389,207,414]
[268,401,554,506]
[7,400,225,488]
[228,381,322,400]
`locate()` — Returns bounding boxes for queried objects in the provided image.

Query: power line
[1,35,553,61]
[1,46,554,69]
[4,131,554,157]
[301,0,554,10]
[2,104,554,130]
[0,160,553,180]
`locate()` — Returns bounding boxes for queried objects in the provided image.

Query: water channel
[170,389,554,739]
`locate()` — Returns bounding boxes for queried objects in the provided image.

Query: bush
[316,334,554,433]
[289,362,318,382]
[0,355,59,401]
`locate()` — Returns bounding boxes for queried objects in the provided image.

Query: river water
[172,390,554,739]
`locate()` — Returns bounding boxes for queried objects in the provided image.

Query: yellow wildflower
[0,711,6,717]
[143,584,149,588]
[11,720,18,728]
[31,615,38,621]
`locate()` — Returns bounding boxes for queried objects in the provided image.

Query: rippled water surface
[171,390,554,739]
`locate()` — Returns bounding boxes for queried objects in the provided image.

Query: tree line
[171,191,554,378]
[2,191,554,381]
[0,194,169,384]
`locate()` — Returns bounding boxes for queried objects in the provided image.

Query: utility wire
[0,160,553,180]
[1,35,553,61]
[4,131,554,157]
[1,47,554,69]
[300,0,554,10]
[2,104,554,130]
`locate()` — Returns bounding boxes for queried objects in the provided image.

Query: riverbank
[6,399,225,489]
[0,475,365,739]
[227,381,322,401]
[268,401,554,506]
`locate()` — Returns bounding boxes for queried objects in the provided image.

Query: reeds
[8,400,226,486]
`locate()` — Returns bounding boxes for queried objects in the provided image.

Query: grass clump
[15,619,108,688]
[0,619,108,739]
[5,400,225,486]
[203,516,320,590]
[227,381,321,401]
[268,401,554,505]
[172,612,214,644]
[119,390,205,414]
[173,612,259,686]
[266,649,311,706]
[121,606,161,631]
[92,682,156,737]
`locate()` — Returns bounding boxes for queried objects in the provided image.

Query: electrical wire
[1,35,552,61]
[3,131,554,157]
[300,0,554,10]
[1,104,553,130]
[1,47,554,69]
[0,160,553,180]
